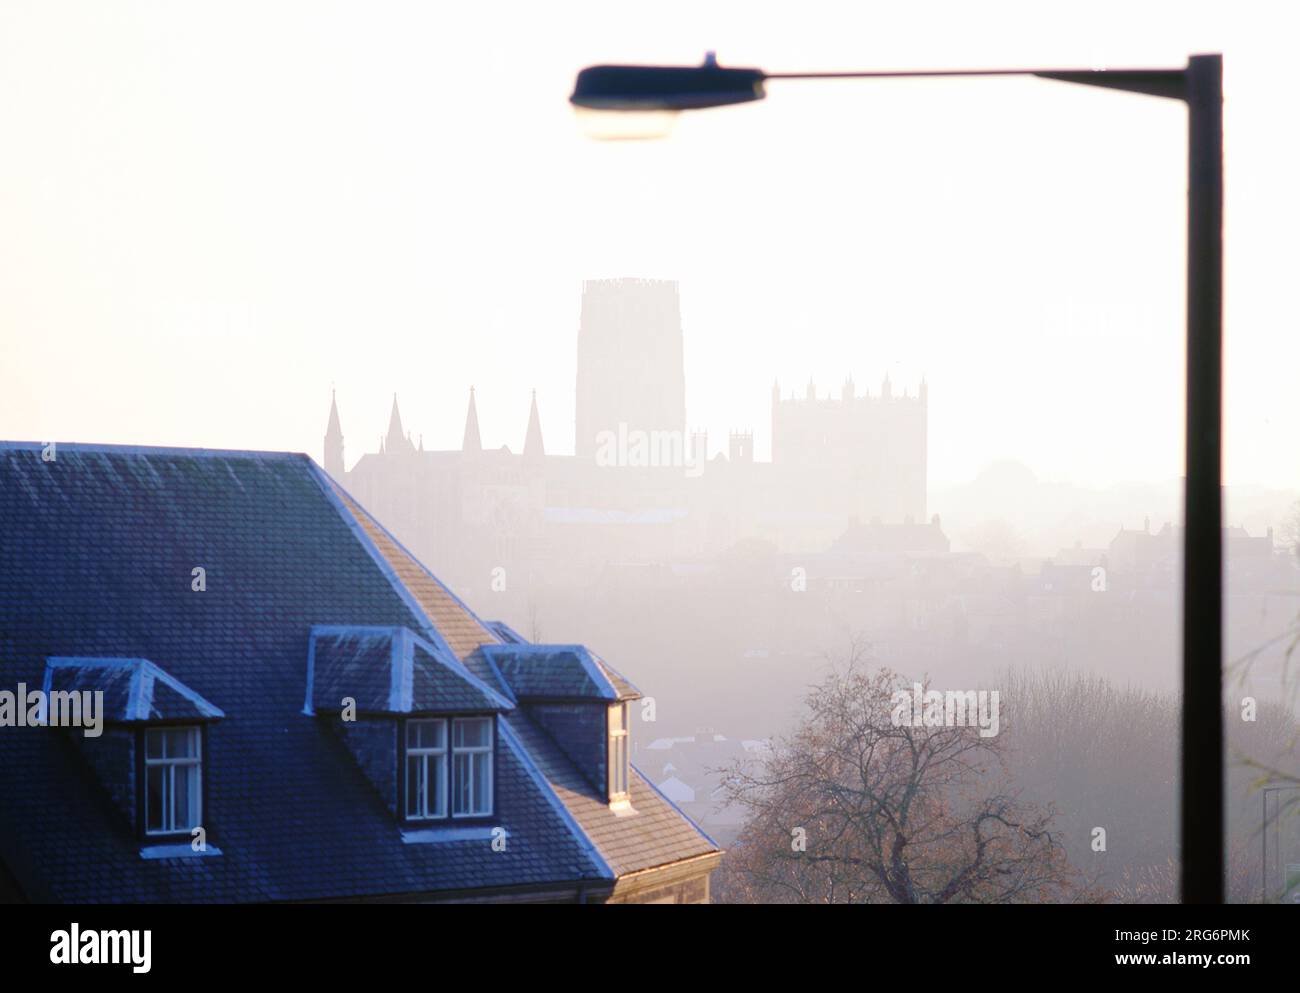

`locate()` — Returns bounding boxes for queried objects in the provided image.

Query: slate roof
[0,442,716,903]
[505,714,719,877]
[336,502,716,877]
[481,644,641,703]
[307,626,511,716]
[332,486,499,660]
[44,657,224,723]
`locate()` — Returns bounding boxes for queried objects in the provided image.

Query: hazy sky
[2,1,1297,488]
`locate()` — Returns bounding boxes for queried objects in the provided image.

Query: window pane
[430,753,446,817]
[175,763,199,830]
[453,752,471,813]
[409,719,446,750]
[145,729,164,759]
[472,752,490,813]
[454,718,489,749]
[406,725,450,819]
[428,721,445,749]
[146,765,165,831]
[165,728,196,758]
[406,754,421,816]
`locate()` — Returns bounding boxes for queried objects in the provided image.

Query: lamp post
[572,53,1225,904]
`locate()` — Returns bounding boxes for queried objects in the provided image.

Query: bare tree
[963,519,1026,566]
[999,666,1297,902]
[1278,499,1300,558]
[527,596,543,643]
[715,656,1094,903]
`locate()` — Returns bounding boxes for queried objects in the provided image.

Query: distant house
[0,443,719,903]
[655,776,697,805]
[1108,519,1280,588]
[647,730,767,848]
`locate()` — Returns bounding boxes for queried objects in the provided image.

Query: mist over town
[1,8,1298,970]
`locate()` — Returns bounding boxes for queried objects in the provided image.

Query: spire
[462,387,481,453]
[524,389,544,459]
[323,389,344,477]
[326,389,342,438]
[881,372,893,400]
[385,393,412,454]
[386,394,404,446]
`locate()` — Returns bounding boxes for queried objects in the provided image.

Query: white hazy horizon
[2,1,1297,494]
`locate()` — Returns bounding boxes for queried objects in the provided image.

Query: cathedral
[324,278,928,598]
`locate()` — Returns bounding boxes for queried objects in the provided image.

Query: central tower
[575,278,686,458]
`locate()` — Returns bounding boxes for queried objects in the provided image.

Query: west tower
[575,278,686,458]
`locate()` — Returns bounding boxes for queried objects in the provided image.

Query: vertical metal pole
[1181,53,1224,904]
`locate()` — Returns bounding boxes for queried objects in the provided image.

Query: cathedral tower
[575,278,686,458]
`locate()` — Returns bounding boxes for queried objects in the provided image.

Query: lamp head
[570,53,765,139]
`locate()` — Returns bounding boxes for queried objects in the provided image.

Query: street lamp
[572,52,1225,904]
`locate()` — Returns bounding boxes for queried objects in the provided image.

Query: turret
[729,430,753,464]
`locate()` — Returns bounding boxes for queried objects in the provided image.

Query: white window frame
[451,717,494,818]
[143,725,203,836]
[405,718,448,821]
[608,702,629,800]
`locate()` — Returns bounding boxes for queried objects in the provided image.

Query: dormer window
[144,726,203,836]
[480,644,640,806]
[402,716,495,821]
[41,659,223,842]
[308,627,512,823]
[608,702,629,800]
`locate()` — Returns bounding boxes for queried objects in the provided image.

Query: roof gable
[44,657,224,723]
[482,644,640,703]
[306,625,512,716]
